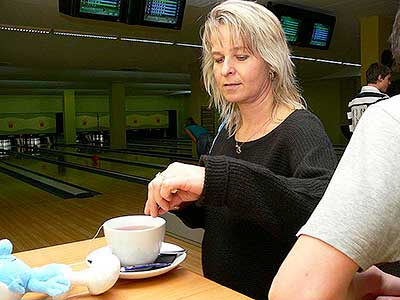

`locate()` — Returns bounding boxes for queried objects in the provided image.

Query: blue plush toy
[0,239,120,300]
[0,239,70,300]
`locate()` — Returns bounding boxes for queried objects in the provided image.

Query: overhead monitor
[77,0,127,21]
[59,0,128,22]
[280,16,301,43]
[59,0,186,28]
[131,0,186,29]
[143,0,182,24]
[310,22,331,47]
[272,4,336,50]
[79,0,121,17]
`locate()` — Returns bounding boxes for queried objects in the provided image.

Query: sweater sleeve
[200,119,337,240]
[170,202,205,229]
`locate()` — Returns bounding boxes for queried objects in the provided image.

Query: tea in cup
[103,215,166,266]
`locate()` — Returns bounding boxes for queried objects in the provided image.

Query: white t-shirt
[347,85,389,132]
[299,95,400,270]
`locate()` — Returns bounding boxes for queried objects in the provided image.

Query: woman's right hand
[144,162,205,217]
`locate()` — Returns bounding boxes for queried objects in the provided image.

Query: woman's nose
[221,58,234,76]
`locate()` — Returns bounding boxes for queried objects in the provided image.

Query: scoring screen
[143,0,182,25]
[79,0,122,17]
[310,22,331,47]
[280,16,301,43]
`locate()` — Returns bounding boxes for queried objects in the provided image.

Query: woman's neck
[236,101,295,141]
[239,99,274,129]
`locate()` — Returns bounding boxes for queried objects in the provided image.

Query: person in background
[347,62,391,133]
[269,6,400,300]
[144,1,337,299]
[184,117,214,157]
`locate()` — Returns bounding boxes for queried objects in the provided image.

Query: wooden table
[17,238,252,300]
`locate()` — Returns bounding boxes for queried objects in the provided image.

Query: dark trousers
[197,133,214,157]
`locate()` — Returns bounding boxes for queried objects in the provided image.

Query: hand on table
[144,162,205,217]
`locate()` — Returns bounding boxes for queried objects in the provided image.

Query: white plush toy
[0,239,120,300]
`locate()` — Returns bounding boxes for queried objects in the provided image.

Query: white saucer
[86,242,187,279]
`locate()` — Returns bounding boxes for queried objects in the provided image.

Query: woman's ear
[269,71,276,81]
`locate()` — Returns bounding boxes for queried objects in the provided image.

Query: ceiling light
[290,55,316,62]
[0,23,361,68]
[291,55,360,67]
[0,24,50,34]
[342,62,362,67]
[53,30,117,40]
[120,37,174,45]
[315,58,344,65]
[175,43,203,48]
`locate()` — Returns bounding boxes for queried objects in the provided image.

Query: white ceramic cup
[103,215,166,266]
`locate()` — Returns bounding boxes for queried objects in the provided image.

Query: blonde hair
[201,0,305,135]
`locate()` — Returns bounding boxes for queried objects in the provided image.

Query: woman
[145,1,337,299]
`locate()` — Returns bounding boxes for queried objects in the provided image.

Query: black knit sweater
[174,109,337,299]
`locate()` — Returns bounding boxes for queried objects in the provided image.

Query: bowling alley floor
[0,167,202,275]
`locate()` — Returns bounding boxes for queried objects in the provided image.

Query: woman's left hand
[144,162,205,217]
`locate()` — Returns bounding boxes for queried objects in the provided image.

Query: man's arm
[269,235,400,300]
[269,235,359,300]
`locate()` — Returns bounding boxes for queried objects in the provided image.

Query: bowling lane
[4,155,148,194]
[36,150,159,179]
[53,144,198,165]
[132,138,193,146]
[0,170,61,207]
[0,170,81,250]
[0,156,150,252]
[74,133,194,157]
[127,142,193,154]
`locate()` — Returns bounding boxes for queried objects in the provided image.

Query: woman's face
[211,25,272,105]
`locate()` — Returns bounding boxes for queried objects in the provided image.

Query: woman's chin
[222,95,242,103]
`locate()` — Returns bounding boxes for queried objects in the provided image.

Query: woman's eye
[214,57,224,63]
[236,55,249,61]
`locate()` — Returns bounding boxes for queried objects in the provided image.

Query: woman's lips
[223,83,241,91]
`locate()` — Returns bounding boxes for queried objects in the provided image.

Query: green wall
[0,95,62,134]
[0,95,63,112]
[0,94,188,136]
[302,77,359,145]
[126,95,188,136]
[76,96,109,113]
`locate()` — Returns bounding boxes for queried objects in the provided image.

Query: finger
[147,179,161,217]
[144,200,150,215]
[149,176,172,216]
[157,207,168,215]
